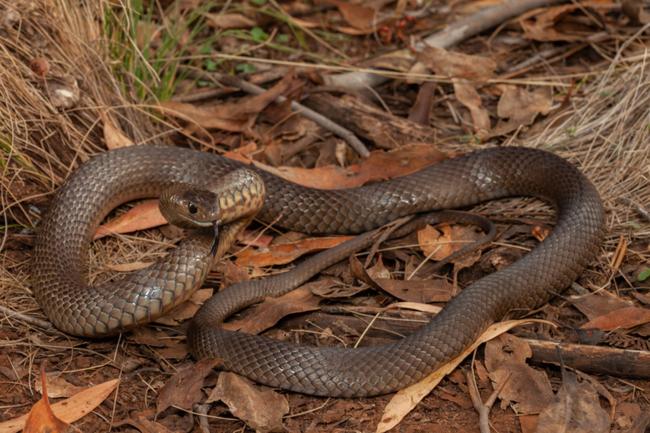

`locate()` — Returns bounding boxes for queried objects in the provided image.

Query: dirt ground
[1,1,649,432]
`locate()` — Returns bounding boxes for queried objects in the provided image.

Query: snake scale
[32,145,605,397]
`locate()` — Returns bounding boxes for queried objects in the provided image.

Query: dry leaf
[158,73,295,132]
[581,306,650,331]
[417,223,484,267]
[519,3,616,42]
[205,13,256,29]
[34,373,84,399]
[100,112,134,149]
[492,85,553,136]
[453,79,491,135]
[622,0,650,24]
[0,378,119,433]
[156,358,221,415]
[235,236,353,267]
[154,288,213,326]
[120,411,176,433]
[484,334,553,414]
[94,200,166,240]
[417,46,496,81]
[375,320,547,433]
[223,285,320,334]
[207,372,289,433]
[535,370,610,433]
[24,367,69,433]
[569,292,633,320]
[328,0,376,31]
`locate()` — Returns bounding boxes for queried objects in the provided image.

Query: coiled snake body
[32,145,604,397]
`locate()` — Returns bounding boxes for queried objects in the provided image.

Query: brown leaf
[535,370,610,433]
[94,200,166,240]
[417,46,496,81]
[376,320,547,433]
[622,0,650,24]
[417,223,484,268]
[156,358,221,415]
[453,79,491,135]
[223,286,320,334]
[408,82,436,125]
[484,334,553,414]
[0,378,119,433]
[34,374,84,399]
[569,292,633,320]
[120,411,176,433]
[519,3,615,42]
[158,73,295,132]
[235,236,353,267]
[205,13,256,29]
[154,288,213,326]
[328,0,376,31]
[581,306,650,331]
[207,372,289,433]
[251,143,446,189]
[24,367,69,433]
[100,112,134,149]
[350,255,453,303]
[492,85,552,136]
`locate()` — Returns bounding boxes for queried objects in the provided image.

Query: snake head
[159,184,221,229]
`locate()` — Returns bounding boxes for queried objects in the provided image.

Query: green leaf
[236,63,256,74]
[251,0,267,4]
[204,59,218,71]
[250,26,268,42]
[276,33,290,43]
[638,267,650,282]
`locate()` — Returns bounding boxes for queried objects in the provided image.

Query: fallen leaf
[622,0,650,24]
[119,410,176,433]
[375,320,549,433]
[581,306,650,331]
[519,3,616,42]
[156,358,221,415]
[484,334,553,414]
[158,73,295,132]
[328,0,376,31]
[417,223,484,267]
[0,378,119,433]
[535,369,610,433]
[417,46,496,81]
[105,261,153,272]
[251,143,447,189]
[235,236,353,267]
[101,112,134,150]
[46,77,80,109]
[34,373,84,399]
[408,81,436,125]
[94,200,165,240]
[223,285,321,334]
[204,12,256,29]
[207,372,289,433]
[155,288,213,326]
[492,85,553,136]
[569,292,633,320]
[453,79,491,135]
[24,367,69,433]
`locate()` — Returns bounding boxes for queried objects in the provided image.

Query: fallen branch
[207,72,370,158]
[324,0,567,90]
[526,338,650,378]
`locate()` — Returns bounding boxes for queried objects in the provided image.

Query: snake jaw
[209,220,221,257]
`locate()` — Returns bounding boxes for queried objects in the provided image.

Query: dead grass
[0,0,649,431]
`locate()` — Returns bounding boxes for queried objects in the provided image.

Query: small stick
[207,72,370,158]
[0,304,55,331]
[467,367,511,433]
[325,0,567,90]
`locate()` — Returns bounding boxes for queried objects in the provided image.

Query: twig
[466,368,511,433]
[206,71,370,158]
[620,197,650,222]
[325,0,567,90]
[0,304,55,331]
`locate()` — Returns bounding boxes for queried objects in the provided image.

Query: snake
[32,145,605,397]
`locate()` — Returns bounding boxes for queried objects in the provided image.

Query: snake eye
[187,202,198,215]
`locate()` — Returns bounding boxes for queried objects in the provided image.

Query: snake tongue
[209,221,220,257]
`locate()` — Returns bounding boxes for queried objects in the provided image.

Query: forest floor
[0,1,649,432]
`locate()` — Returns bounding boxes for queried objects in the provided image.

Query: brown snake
[32,145,605,397]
